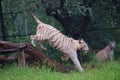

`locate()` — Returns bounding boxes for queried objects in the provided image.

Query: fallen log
[0,54,30,60]
[0,54,40,67]
[0,40,75,73]
[0,49,17,55]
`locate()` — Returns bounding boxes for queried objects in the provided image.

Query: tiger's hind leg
[39,41,47,50]
[30,35,36,46]
[61,53,69,61]
[69,51,83,72]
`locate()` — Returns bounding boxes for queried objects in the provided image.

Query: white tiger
[96,41,116,61]
[28,10,89,72]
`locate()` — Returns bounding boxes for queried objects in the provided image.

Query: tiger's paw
[42,47,47,51]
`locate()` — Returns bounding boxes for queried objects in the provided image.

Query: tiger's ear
[79,39,84,43]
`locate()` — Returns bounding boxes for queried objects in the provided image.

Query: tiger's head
[109,41,116,50]
[78,39,89,53]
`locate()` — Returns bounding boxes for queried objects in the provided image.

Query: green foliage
[0,61,120,80]
[82,51,96,63]
[45,44,63,63]
[8,36,30,43]
[114,44,120,60]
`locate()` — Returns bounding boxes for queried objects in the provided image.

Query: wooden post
[17,44,26,68]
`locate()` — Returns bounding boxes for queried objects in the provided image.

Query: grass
[0,61,120,80]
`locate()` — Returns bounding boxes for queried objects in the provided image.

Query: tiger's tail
[26,9,42,24]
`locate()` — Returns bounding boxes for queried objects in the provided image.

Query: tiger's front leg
[109,52,114,61]
[69,51,84,72]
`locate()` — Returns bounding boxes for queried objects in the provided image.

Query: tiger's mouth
[83,50,89,53]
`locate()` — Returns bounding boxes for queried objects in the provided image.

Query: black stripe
[51,37,59,44]
[57,43,64,50]
[54,40,61,49]
[49,32,60,41]
[47,30,55,37]
[54,35,64,49]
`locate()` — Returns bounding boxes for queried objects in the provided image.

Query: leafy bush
[114,44,120,60]
[81,51,96,63]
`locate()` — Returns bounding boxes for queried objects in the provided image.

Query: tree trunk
[0,0,7,41]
